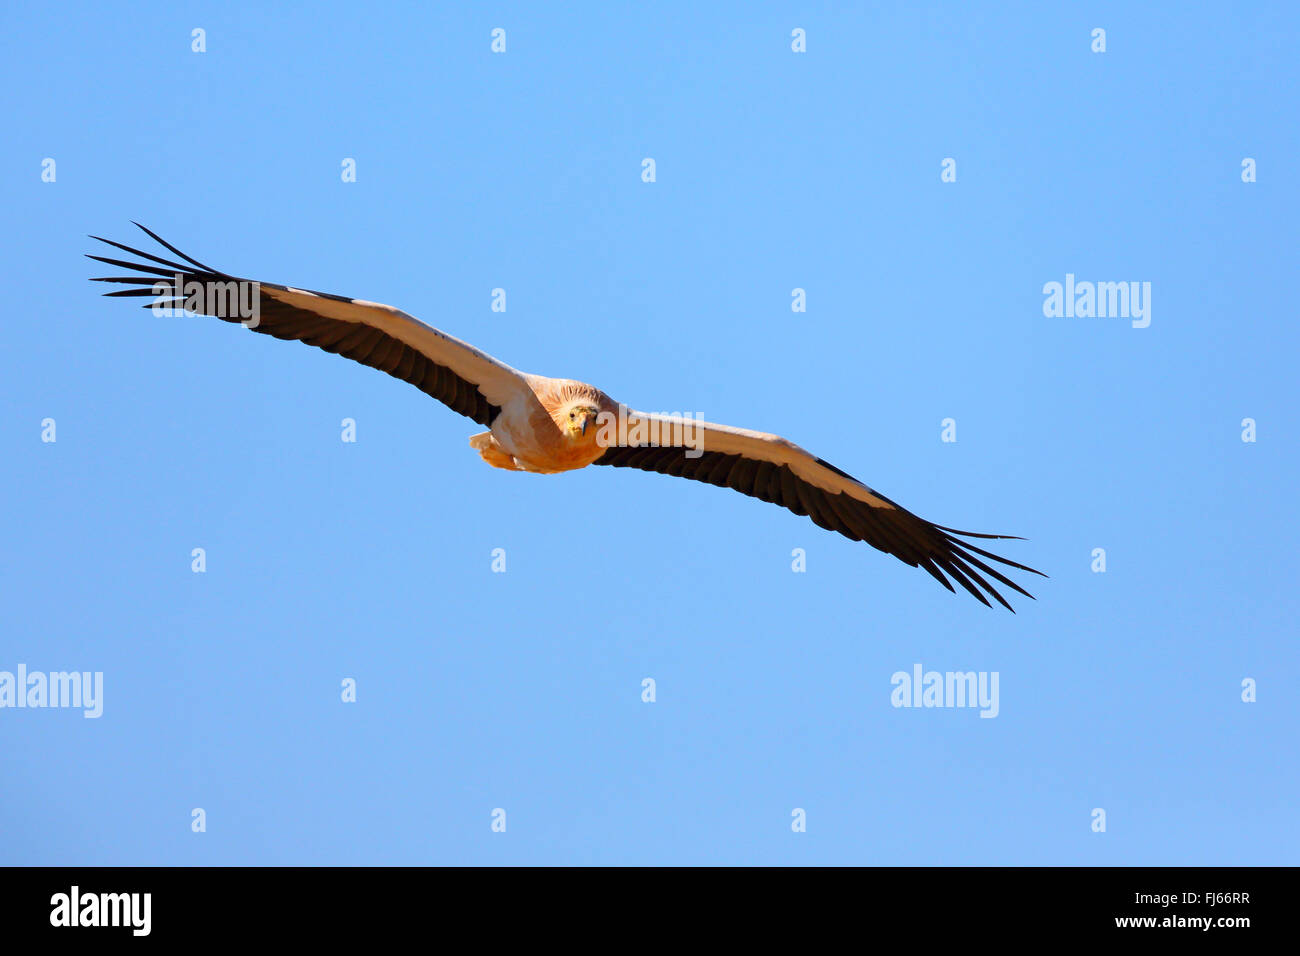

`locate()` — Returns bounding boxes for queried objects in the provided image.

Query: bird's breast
[491,396,600,474]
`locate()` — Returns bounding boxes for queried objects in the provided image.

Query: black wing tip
[87,222,223,276]
[935,524,1026,541]
[922,520,1045,609]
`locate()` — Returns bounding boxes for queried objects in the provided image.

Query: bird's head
[560,401,601,442]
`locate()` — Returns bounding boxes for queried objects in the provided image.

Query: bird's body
[477,378,615,474]
[89,225,1044,609]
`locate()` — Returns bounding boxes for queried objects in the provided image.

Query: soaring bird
[89,224,1044,609]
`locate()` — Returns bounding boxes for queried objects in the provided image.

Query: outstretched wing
[88,223,530,426]
[593,412,1044,610]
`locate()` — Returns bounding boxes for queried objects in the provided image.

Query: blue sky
[2,2,1296,865]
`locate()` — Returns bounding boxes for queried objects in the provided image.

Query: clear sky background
[1,2,1296,865]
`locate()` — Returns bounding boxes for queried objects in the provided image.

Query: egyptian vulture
[89,224,1043,609]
